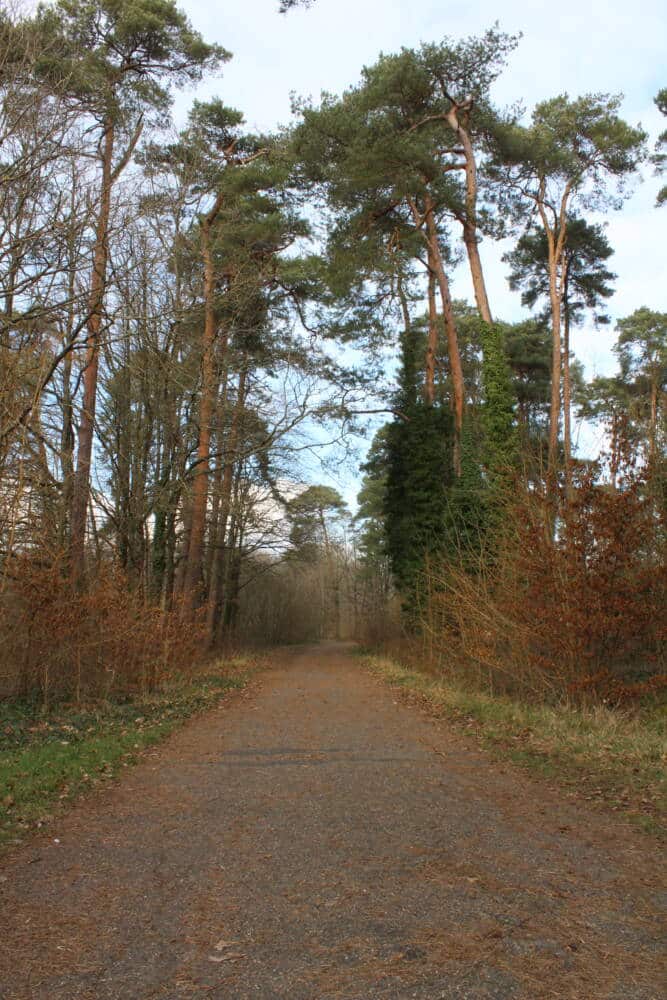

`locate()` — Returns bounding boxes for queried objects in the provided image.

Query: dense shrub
[415,459,666,704]
[0,559,206,706]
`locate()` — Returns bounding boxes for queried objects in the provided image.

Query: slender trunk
[69,120,115,585]
[60,354,74,551]
[222,548,242,634]
[174,494,193,596]
[182,198,226,612]
[58,175,78,556]
[537,184,571,492]
[152,488,168,600]
[424,206,463,472]
[546,242,562,486]
[445,106,493,325]
[222,513,243,635]
[163,508,177,611]
[649,379,658,468]
[396,273,411,335]
[206,366,247,642]
[463,222,493,325]
[425,252,438,405]
[204,367,230,587]
[610,412,619,491]
[562,283,572,498]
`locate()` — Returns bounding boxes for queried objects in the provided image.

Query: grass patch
[0,657,254,850]
[363,653,666,838]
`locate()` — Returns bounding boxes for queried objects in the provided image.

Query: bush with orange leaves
[0,559,206,706]
[419,453,666,705]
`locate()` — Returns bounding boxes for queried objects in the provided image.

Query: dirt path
[0,643,664,999]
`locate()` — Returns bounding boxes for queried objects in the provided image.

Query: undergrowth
[0,657,253,850]
[363,653,666,838]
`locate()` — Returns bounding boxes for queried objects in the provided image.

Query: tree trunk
[546,242,562,486]
[562,284,573,498]
[424,206,463,472]
[649,378,658,468]
[182,197,226,612]
[204,366,230,588]
[69,120,115,585]
[221,513,243,635]
[425,251,438,405]
[396,272,411,336]
[463,221,493,325]
[206,366,247,642]
[445,105,493,325]
[537,184,571,492]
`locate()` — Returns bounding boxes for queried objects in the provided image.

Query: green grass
[363,653,667,837]
[0,658,252,850]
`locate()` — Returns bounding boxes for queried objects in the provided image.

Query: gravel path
[0,642,664,999]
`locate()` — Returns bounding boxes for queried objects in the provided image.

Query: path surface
[0,643,664,999]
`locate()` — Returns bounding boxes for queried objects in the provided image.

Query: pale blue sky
[176,0,666,495]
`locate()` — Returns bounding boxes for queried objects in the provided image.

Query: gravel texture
[0,642,664,999]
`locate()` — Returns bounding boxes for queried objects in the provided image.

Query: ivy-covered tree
[480,323,518,479]
[503,318,552,445]
[384,317,454,614]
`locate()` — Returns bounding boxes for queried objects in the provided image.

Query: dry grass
[364,653,667,837]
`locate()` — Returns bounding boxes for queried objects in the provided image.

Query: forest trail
[0,643,663,1000]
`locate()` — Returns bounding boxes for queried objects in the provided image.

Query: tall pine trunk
[445,105,493,325]
[182,197,226,612]
[547,257,562,487]
[562,285,573,498]
[69,120,115,585]
[425,253,438,405]
[207,366,247,642]
[424,206,463,472]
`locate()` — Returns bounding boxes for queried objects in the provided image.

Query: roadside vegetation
[364,653,666,836]
[0,658,253,850]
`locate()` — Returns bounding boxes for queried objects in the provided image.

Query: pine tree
[491,95,646,488]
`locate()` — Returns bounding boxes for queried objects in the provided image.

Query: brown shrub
[418,460,666,705]
[0,557,206,706]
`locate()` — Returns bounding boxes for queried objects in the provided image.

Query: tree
[503,318,552,446]
[491,94,646,487]
[293,73,466,451]
[32,0,226,585]
[287,485,347,559]
[293,30,519,464]
[480,322,518,481]
[383,316,455,613]
[287,484,349,638]
[417,28,519,324]
[504,216,615,490]
[161,100,254,612]
[614,308,666,470]
[652,88,666,206]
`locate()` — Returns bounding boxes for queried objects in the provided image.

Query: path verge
[0,656,255,851]
[363,652,666,837]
